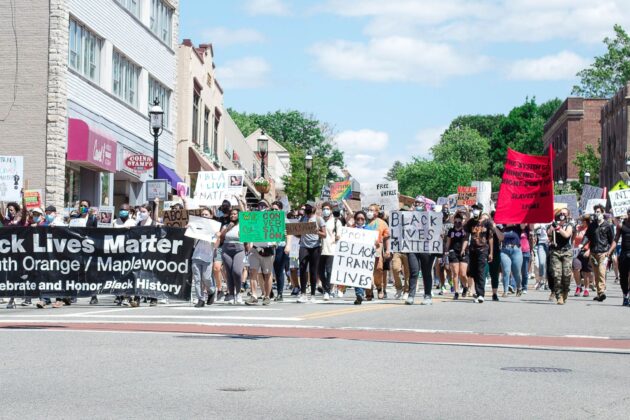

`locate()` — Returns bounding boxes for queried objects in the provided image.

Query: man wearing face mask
[464,203,493,303]
[548,208,574,304]
[319,202,343,301]
[580,204,615,302]
[111,203,136,306]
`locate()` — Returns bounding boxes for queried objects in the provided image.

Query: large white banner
[580,185,604,210]
[0,156,23,202]
[330,227,378,289]
[471,181,492,212]
[194,170,244,206]
[360,181,399,213]
[609,189,630,217]
[390,211,443,253]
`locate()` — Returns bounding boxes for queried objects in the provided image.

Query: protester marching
[0,150,629,312]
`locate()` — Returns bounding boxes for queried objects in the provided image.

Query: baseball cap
[45,205,57,213]
[31,207,44,215]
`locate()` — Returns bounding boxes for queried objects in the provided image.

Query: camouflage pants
[549,248,573,297]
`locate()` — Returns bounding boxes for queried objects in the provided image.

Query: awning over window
[157,163,183,188]
[67,118,118,172]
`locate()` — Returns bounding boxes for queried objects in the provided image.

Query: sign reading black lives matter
[0,227,193,299]
[330,227,378,289]
[390,211,443,253]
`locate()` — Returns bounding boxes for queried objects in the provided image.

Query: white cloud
[310,36,489,83]
[344,153,402,183]
[201,27,265,46]
[216,57,271,89]
[244,0,290,16]
[334,129,389,154]
[507,51,590,81]
[411,126,448,158]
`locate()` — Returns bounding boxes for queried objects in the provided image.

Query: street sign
[125,154,154,172]
[146,179,169,201]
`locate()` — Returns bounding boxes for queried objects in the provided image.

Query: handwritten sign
[286,222,317,236]
[163,209,190,228]
[194,170,244,206]
[554,194,579,218]
[146,179,168,201]
[471,181,491,211]
[609,189,630,217]
[330,227,378,289]
[23,190,42,210]
[185,215,222,242]
[457,186,478,207]
[584,199,607,215]
[390,211,443,253]
[360,181,399,213]
[0,156,23,202]
[580,185,604,211]
[239,211,286,243]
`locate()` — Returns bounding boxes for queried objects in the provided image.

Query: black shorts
[577,254,592,273]
[448,250,469,264]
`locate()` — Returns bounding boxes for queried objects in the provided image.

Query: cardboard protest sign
[390,211,443,253]
[286,222,317,236]
[553,194,579,218]
[0,156,23,202]
[23,190,42,210]
[239,211,285,243]
[163,208,189,228]
[330,181,352,201]
[194,170,244,206]
[98,206,114,227]
[471,181,491,211]
[360,181,399,213]
[494,148,554,224]
[609,189,630,217]
[330,227,378,289]
[185,215,222,242]
[457,186,478,207]
[580,185,604,211]
[584,199,607,215]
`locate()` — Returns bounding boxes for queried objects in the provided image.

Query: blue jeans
[500,246,523,292]
[274,247,289,296]
[355,287,365,298]
[536,244,548,278]
[521,251,531,289]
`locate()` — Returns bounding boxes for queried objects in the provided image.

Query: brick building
[600,82,630,190]
[543,97,607,182]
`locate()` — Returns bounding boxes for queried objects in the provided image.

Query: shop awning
[157,163,183,188]
[67,118,117,172]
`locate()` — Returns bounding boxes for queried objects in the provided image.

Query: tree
[572,143,601,187]
[385,161,404,181]
[572,24,630,98]
[396,158,474,200]
[446,114,504,140]
[431,126,491,180]
[281,146,329,207]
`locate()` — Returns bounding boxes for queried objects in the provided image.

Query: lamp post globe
[584,171,590,185]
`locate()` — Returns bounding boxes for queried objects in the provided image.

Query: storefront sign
[0,156,23,202]
[124,154,153,172]
[67,119,117,173]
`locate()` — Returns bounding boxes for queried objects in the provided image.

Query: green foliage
[397,158,474,200]
[446,115,504,139]
[281,147,329,207]
[572,143,601,187]
[385,160,404,181]
[431,127,490,180]
[572,24,630,98]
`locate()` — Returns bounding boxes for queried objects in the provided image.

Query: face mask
[322,209,331,217]
[415,206,424,212]
[45,214,55,223]
[80,206,88,214]
[216,209,224,218]
[119,210,129,219]
[556,214,566,222]
[137,212,148,222]
[472,210,481,218]
[596,213,603,221]
[366,211,375,220]
[455,220,462,226]
[33,216,41,223]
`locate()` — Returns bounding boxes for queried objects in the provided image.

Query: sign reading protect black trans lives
[390,211,443,253]
[0,227,194,299]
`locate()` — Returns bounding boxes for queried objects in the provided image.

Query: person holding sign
[190,208,218,308]
[246,200,277,306]
[297,204,326,303]
[365,204,391,300]
[219,208,248,305]
[612,209,630,306]
[580,204,616,302]
[547,208,574,305]
[318,202,343,301]
[271,200,290,302]
[464,203,494,303]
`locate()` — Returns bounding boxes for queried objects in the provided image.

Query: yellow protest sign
[610,180,628,192]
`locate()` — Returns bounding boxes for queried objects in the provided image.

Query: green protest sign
[239,211,286,242]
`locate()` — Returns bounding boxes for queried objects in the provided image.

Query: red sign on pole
[124,154,154,172]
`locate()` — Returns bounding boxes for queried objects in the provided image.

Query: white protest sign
[554,194,579,218]
[437,197,448,206]
[330,227,378,289]
[97,206,114,227]
[185,215,222,242]
[194,170,244,206]
[609,189,630,217]
[360,181,399,213]
[390,211,443,253]
[447,193,459,211]
[584,199,607,215]
[0,156,23,202]
[580,185,604,210]
[471,181,492,212]
[68,217,88,227]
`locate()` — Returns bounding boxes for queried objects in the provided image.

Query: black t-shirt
[551,224,572,251]
[465,219,492,252]
[620,223,630,253]
[447,227,467,254]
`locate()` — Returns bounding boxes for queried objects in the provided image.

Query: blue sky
[179,0,628,182]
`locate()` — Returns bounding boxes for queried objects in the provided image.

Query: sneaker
[323,292,330,301]
[548,292,556,302]
[130,299,139,308]
[235,294,244,305]
[438,290,444,296]
[557,295,565,305]
[402,292,409,301]
[224,294,234,303]
[462,287,468,297]
[508,286,515,294]
[522,290,527,294]
[574,287,582,297]
[317,286,324,295]
[622,296,629,307]
[583,289,590,298]
[597,293,607,302]
[36,301,49,309]
[291,287,300,296]
[534,282,541,290]
[405,296,414,305]
[354,295,364,305]
[394,290,403,300]
[122,298,131,307]
[274,294,284,302]
[421,296,433,305]
[516,289,522,297]
[149,298,157,307]
[194,300,205,308]
[21,298,32,307]
[308,295,317,303]
[89,296,98,305]
[262,297,271,306]
[216,291,225,302]
[159,298,169,304]
[207,290,216,306]
[501,292,508,298]
[476,296,485,303]
[492,293,499,302]
[245,296,258,306]
[297,294,308,303]
[453,292,459,300]
[6,299,16,309]
[450,286,455,293]
[589,285,596,292]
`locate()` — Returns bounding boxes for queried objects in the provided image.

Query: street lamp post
[557,179,564,194]
[149,98,164,181]
[305,154,313,202]
[257,130,269,200]
[626,154,630,186]
[584,171,591,185]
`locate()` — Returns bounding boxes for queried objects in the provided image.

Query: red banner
[494,148,554,224]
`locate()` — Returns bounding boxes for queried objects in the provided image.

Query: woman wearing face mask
[445,211,468,300]
[78,199,98,227]
[572,216,592,298]
[405,198,438,305]
[219,209,249,305]
[135,200,160,227]
[364,204,390,300]
[533,223,550,290]
[190,208,217,307]
[111,203,137,306]
[547,208,574,304]
[464,203,494,303]
[348,210,369,304]
[580,204,615,302]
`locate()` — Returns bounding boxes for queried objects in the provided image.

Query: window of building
[68,18,102,82]
[150,0,173,46]
[148,77,170,128]
[112,51,140,107]
[116,0,140,18]
[213,109,220,157]
[203,108,210,153]
[192,92,200,144]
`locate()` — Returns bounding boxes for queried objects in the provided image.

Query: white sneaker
[402,292,409,301]
[235,294,244,305]
[297,294,307,303]
[323,292,330,301]
[308,295,317,303]
[394,290,403,300]
[421,296,432,305]
[337,290,344,298]
[159,298,169,304]
[476,296,485,303]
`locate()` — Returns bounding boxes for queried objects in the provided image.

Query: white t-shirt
[113,218,136,228]
[192,239,214,261]
[321,216,342,256]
